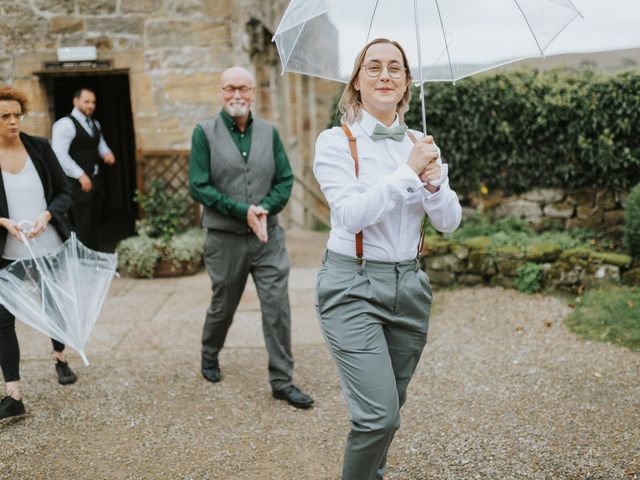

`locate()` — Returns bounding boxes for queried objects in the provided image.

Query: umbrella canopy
[274,0,582,131]
[274,0,581,83]
[0,232,117,365]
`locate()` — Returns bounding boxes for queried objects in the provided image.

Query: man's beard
[225,103,249,117]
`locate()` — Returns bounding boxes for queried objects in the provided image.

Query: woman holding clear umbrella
[0,86,77,420]
[313,38,462,479]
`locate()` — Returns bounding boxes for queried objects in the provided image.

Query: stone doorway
[40,71,137,251]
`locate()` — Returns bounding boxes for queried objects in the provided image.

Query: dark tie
[86,117,97,137]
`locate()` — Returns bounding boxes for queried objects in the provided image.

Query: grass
[565,286,640,352]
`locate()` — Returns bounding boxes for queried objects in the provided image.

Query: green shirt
[188,110,293,221]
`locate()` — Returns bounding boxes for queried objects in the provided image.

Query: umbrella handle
[18,219,34,232]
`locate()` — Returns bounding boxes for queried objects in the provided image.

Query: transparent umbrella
[0,224,117,365]
[273,0,582,132]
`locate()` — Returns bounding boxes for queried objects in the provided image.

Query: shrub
[116,235,162,278]
[516,262,544,293]
[116,228,205,278]
[135,180,191,240]
[623,182,640,256]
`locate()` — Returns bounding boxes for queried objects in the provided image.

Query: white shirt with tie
[313,109,462,262]
[51,107,112,179]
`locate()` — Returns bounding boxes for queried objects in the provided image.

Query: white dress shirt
[1,157,63,260]
[313,109,462,262]
[51,107,112,179]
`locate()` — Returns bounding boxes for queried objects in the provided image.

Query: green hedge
[330,68,640,195]
[624,182,640,256]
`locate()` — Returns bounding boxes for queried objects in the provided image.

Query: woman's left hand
[419,161,440,184]
[28,211,52,238]
[419,162,448,193]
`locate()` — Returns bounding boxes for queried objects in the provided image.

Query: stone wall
[468,186,628,238]
[421,236,639,291]
[0,0,339,151]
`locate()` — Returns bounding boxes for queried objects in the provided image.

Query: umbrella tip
[79,351,90,366]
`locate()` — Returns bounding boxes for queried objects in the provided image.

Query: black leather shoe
[55,360,77,385]
[201,360,221,383]
[272,385,314,409]
[0,396,26,419]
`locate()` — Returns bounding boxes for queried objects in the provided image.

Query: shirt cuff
[70,165,85,179]
[231,202,250,221]
[420,178,450,203]
[391,164,424,195]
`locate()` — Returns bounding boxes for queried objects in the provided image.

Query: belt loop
[322,250,328,263]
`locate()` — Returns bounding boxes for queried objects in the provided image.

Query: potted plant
[116,180,204,278]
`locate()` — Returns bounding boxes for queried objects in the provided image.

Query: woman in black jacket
[0,86,77,420]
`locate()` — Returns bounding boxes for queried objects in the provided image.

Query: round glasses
[0,112,24,122]
[220,86,254,96]
[361,63,407,79]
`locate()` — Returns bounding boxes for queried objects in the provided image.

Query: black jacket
[0,132,73,256]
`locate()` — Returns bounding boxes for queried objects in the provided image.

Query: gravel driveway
[1,231,638,480]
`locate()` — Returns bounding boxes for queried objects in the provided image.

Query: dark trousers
[0,258,64,383]
[68,175,103,250]
[202,224,294,390]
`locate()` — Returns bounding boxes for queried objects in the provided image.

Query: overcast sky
[546,0,640,54]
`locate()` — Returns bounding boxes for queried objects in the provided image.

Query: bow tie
[370,123,408,142]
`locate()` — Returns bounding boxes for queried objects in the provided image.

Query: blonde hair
[337,38,413,125]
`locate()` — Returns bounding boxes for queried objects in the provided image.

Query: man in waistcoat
[188,66,313,409]
[51,88,115,250]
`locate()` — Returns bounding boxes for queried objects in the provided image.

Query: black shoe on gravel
[0,396,26,419]
[55,360,77,385]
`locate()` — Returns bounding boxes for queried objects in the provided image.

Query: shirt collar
[71,107,92,123]
[220,109,253,132]
[357,109,401,137]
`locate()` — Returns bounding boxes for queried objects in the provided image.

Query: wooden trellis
[135,149,330,230]
[135,150,201,226]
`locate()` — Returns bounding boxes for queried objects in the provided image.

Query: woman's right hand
[407,135,440,175]
[0,218,23,242]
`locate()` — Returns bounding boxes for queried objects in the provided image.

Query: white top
[51,107,112,179]
[313,109,462,262]
[1,157,63,260]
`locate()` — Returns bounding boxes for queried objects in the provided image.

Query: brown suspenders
[341,124,425,262]
[341,125,364,262]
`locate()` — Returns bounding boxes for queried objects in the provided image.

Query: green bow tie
[370,123,408,142]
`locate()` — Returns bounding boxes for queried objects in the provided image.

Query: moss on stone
[463,236,492,251]
[560,247,593,261]
[493,246,525,258]
[526,243,561,262]
[421,236,452,255]
[591,252,633,268]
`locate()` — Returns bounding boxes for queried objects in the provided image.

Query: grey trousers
[315,250,432,480]
[202,224,294,390]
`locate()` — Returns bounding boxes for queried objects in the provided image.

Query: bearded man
[188,66,313,409]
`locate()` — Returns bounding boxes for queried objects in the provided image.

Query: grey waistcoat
[199,114,277,233]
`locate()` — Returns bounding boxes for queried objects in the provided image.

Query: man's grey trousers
[202,225,294,390]
[315,250,432,480]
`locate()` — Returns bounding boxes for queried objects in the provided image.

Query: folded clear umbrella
[0,224,117,365]
[273,0,582,132]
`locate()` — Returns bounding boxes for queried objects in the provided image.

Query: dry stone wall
[471,186,628,238]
